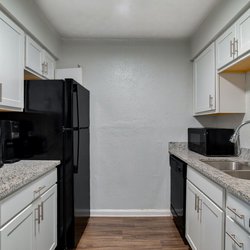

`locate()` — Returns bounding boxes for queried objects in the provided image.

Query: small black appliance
[0,120,20,163]
[188,128,235,156]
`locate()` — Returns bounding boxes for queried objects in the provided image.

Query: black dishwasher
[170,154,187,241]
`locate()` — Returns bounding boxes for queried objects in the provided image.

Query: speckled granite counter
[169,142,250,205]
[0,160,60,201]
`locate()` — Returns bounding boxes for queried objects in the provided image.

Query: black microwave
[188,128,235,156]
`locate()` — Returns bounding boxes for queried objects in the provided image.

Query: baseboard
[75,209,90,217]
[87,209,171,217]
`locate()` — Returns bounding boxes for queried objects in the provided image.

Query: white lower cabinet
[0,205,33,250]
[225,192,250,250]
[186,179,224,250]
[200,190,224,250]
[225,216,250,250]
[186,181,200,250]
[35,185,57,250]
[0,169,57,250]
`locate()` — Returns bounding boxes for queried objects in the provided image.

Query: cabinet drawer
[187,166,224,208]
[225,216,250,250]
[0,169,57,227]
[227,193,250,233]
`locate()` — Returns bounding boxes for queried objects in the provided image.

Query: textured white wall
[0,0,60,57]
[58,39,204,213]
[240,74,250,148]
[191,0,250,58]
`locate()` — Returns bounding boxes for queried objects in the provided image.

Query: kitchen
[0,0,250,250]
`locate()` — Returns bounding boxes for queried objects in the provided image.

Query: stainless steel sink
[200,160,250,171]
[223,170,250,180]
[200,159,250,180]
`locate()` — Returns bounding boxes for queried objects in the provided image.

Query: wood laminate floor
[76,217,191,250]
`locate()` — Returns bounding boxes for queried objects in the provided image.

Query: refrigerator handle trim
[73,83,80,173]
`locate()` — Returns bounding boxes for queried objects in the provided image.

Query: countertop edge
[0,160,60,202]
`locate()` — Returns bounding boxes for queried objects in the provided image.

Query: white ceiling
[34,0,221,40]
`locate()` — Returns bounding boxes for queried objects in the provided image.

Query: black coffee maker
[0,120,20,165]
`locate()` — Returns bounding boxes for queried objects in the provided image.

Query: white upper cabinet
[0,11,24,111]
[194,43,216,114]
[216,8,250,70]
[25,35,56,79]
[25,36,43,76]
[236,8,250,57]
[216,25,236,69]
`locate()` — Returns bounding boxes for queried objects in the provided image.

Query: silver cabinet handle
[194,194,198,211]
[198,197,202,222]
[234,38,239,57]
[35,205,40,225]
[40,201,44,221]
[226,232,243,248]
[227,206,245,219]
[209,95,213,108]
[45,62,48,74]
[42,62,45,75]
[230,40,234,57]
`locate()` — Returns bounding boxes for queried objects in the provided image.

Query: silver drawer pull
[34,185,46,194]
[227,206,245,219]
[226,232,243,248]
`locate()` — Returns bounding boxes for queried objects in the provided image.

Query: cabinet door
[216,25,236,69]
[0,205,33,250]
[25,36,43,76]
[36,184,57,250]
[194,43,216,113]
[236,9,250,57]
[43,52,55,79]
[200,191,224,250]
[186,181,200,250]
[225,216,250,250]
[0,11,24,110]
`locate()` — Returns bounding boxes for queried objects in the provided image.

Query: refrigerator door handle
[73,83,80,174]
[62,127,79,132]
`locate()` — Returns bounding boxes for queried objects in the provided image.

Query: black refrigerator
[1,79,90,249]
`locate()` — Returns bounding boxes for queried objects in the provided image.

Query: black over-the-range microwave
[188,128,235,156]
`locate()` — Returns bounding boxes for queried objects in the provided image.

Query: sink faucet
[230,120,250,156]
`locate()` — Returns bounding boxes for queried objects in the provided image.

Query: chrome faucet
[230,120,250,156]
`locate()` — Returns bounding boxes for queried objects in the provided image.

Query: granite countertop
[169,142,250,205]
[0,160,60,201]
